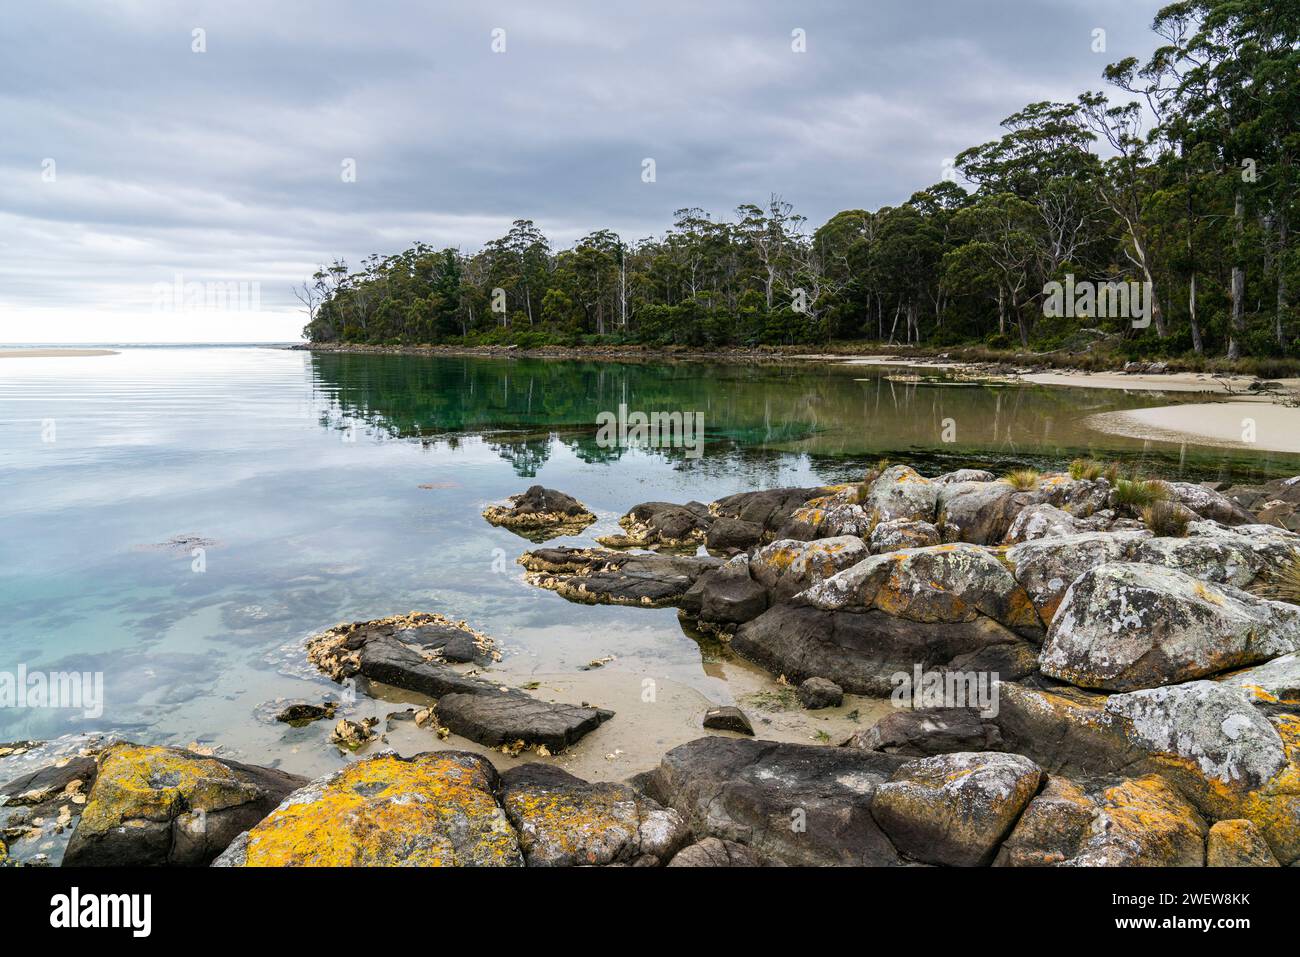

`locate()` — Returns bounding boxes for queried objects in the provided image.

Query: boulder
[500,764,688,867]
[1220,652,1300,713]
[1040,563,1300,691]
[679,554,768,629]
[990,776,1095,866]
[520,547,722,607]
[639,736,907,866]
[732,603,1035,695]
[1035,474,1112,517]
[483,486,596,541]
[1003,504,1077,544]
[863,465,939,524]
[798,677,843,710]
[1156,481,1257,526]
[732,604,1037,696]
[702,706,754,735]
[711,485,835,538]
[1133,521,1300,590]
[1006,530,1149,622]
[1206,819,1280,867]
[799,543,1044,638]
[667,836,762,867]
[871,751,1042,866]
[846,708,1004,756]
[436,693,614,753]
[778,486,876,540]
[214,752,521,867]
[597,500,712,549]
[704,517,764,554]
[936,481,1031,545]
[933,469,997,484]
[64,743,306,866]
[749,536,870,603]
[870,519,940,553]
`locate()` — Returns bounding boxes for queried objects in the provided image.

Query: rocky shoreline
[5,465,1300,867]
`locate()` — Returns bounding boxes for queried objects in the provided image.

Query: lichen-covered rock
[870,518,940,553]
[779,486,876,541]
[1003,504,1078,544]
[936,481,1031,545]
[1040,563,1300,692]
[597,500,712,550]
[64,743,306,866]
[934,469,996,484]
[1221,652,1300,712]
[1132,521,1300,590]
[667,836,762,867]
[863,465,939,524]
[483,486,596,541]
[846,708,1004,756]
[520,546,722,607]
[871,751,1042,867]
[1035,474,1112,517]
[499,764,688,867]
[798,677,843,710]
[639,736,907,866]
[749,536,869,603]
[996,774,1206,867]
[1206,819,1280,867]
[800,543,1044,638]
[1156,481,1257,526]
[214,752,521,867]
[1007,530,1149,622]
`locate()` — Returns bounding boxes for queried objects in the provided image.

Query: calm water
[2,347,1297,785]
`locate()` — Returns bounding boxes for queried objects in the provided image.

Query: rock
[711,485,835,539]
[520,547,722,607]
[667,836,763,867]
[703,706,754,735]
[863,465,939,524]
[330,717,378,751]
[847,708,1004,756]
[936,481,1031,545]
[274,702,336,726]
[732,603,1037,696]
[778,486,876,540]
[436,693,614,753]
[871,751,1042,867]
[870,519,940,553]
[1003,504,1077,544]
[798,677,843,710]
[1156,481,1257,526]
[214,752,522,866]
[996,774,1206,867]
[934,469,996,484]
[748,536,869,604]
[704,517,764,554]
[640,736,907,866]
[483,485,596,541]
[306,614,612,752]
[1040,563,1300,691]
[1035,474,1113,517]
[1206,819,1280,867]
[306,612,497,681]
[64,743,306,866]
[799,543,1044,638]
[1221,652,1300,713]
[679,553,769,629]
[1133,521,1300,590]
[1,755,97,808]
[499,764,688,866]
[597,500,712,549]
[1006,530,1149,622]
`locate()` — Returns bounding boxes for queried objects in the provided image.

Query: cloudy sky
[1,0,1164,343]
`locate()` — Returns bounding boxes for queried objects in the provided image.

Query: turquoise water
[1,347,1296,781]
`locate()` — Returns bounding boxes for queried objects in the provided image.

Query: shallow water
[1,347,1296,796]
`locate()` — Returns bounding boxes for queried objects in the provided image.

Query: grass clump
[1140,500,1191,537]
[1002,468,1041,491]
[1114,477,1168,510]
[1252,554,1300,605]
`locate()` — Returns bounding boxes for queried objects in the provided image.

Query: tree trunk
[1228,189,1245,360]
[1188,273,1203,355]
[1278,213,1289,350]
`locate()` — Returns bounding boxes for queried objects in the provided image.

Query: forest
[300,1,1298,362]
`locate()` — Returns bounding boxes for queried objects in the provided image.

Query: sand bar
[1088,400,1300,454]
[0,348,119,358]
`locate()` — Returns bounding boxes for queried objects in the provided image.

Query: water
[2,346,1296,789]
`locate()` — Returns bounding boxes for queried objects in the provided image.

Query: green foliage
[1114,478,1168,510]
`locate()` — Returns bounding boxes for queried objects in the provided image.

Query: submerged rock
[499,764,688,866]
[639,736,907,866]
[871,751,1042,866]
[274,702,337,726]
[482,486,596,541]
[306,613,612,752]
[64,743,306,866]
[520,546,722,607]
[215,752,521,867]
[1040,563,1300,691]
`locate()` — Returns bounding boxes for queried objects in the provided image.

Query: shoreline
[0,348,119,358]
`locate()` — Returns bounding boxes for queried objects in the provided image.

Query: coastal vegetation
[302,1,1299,366]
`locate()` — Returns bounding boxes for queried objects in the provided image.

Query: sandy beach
[1088,400,1300,454]
[0,348,118,358]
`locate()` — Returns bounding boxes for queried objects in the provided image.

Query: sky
[0,0,1166,343]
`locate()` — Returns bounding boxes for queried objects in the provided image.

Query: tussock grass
[1002,468,1041,491]
[1252,554,1300,605]
[1114,477,1168,510]
[1141,500,1191,537]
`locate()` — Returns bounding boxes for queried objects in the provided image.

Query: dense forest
[301,1,1298,361]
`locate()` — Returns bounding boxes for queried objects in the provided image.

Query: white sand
[1088,401,1300,454]
[0,348,118,358]
[1017,369,1274,393]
